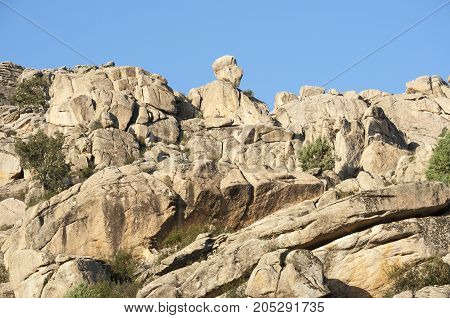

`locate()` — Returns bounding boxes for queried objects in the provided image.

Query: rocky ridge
[0,57,449,298]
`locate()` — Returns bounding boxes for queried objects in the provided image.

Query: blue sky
[0,0,449,109]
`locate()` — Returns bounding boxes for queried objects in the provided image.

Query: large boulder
[211,55,243,87]
[245,249,329,298]
[90,128,140,168]
[274,94,368,142]
[299,85,325,100]
[0,198,26,232]
[0,150,21,187]
[359,141,409,176]
[314,215,450,297]
[188,80,272,125]
[372,93,449,145]
[170,161,323,229]
[405,75,448,97]
[2,166,178,260]
[7,253,111,298]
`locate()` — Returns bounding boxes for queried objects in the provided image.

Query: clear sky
[0,0,449,109]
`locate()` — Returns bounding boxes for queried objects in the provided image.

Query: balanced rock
[212,55,243,87]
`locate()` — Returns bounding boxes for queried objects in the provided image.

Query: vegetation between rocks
[15,130,70,194]
[384,258,450,297]
[160,223,211,250]
[64,281,139,298]
[426,130,450,184]
[298,137,334,171]
[241,89,254,98]
[0,262,9,283]
[13,76,50,110]
[65,250,141,298]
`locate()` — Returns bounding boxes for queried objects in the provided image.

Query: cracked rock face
[137,182,449,298]
[314,215,450,297]
[0,58,449,298]
[2,165,178,260]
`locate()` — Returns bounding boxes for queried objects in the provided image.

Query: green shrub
[64,281,139,298]
[161,224,211,250]
[108,250,138,282]
[4,129,17,137]
[27,190,55,208]
[0,263,9,283]
[15,130,70,194]
[384,258,450,297]
[426,131,450,184]
[13,76,50,110]
[242,89,254,98]
[298,137,334,171]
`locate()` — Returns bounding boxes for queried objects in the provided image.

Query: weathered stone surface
[314,215,450,297]
[90,128,140,168]
[334,119,365,178]
[274,94,367,141]
[170,161,323,229]
[373,94,449,145]
[138,182,449,298]
[0,146,21,186]
[245,249,329,298]
[359,141,409,176]
[362,106,407,147]
[274,91,297,111]
[7,254,111,298]
[148,117,179,144]
[406,75,448,97]
[41,257,111,298]
[204,117,234,129]
[2,166,178,260]
[0,198,26,231]
[299,85,325,99]
[393,145,433,183]
[189,80,273,125]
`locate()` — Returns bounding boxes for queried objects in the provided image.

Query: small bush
[15,130,70,194]
[4,129,17,137]
[64,281,139,298]
[108,250,138,282]
[0,263,9,283]
[160,224,211,250]
[298,137,334,171]
[13,76,50,110]
[384,258,450,297]
[426,131,450,184]
[242,89,254,98]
